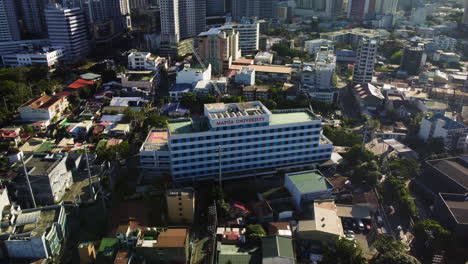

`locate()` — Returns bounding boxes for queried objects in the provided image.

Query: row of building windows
[172,139,323,158]
[172,134,321,151]
[171,125,321,145]
[173,155,330,177]
[173,148,332,165]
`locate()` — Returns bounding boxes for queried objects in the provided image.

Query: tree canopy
[322,238,367,264]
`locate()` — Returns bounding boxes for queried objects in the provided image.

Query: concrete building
[353,38,378,84]
[206,0,225,16]
[353,83,384,111]
[120,71,158,90]
[254,52,274,65]
[18,95,69,123]
[235,67,256,86]
[410,4,428,25]
[19,0,49,38]
[347,0,376,22]
[127,52,167,70]
[262,236,295,264]
[224,19,260,56]
[295,0,343,19]
[241,85,269,101]
[45,4,89,62]
[2,205,67,259]
[375,0,398,14]
[284,170,334,209]
[433,35,457,51]
[433,51,461,64]
[176,64,212,84]
[0,0,20,41]
[297,200,344,243]
[160,0,206,43]
[198,27,241,74]
[304,39,334,55]
[434,193,468,243]
[420,156,468,196]
[229,64,291,82]
[320,28,382,47]
[14,153,74,206]
[418,114,467,151]
[2,45,64,68]
[302,45,336,90]
[166,188,195,224]
[400,42,426,75]
[139,101,333,182]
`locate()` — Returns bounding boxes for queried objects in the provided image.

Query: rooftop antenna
[20,154,36,208]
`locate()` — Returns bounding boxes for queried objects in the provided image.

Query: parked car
[357,220,365,231]
[377,216,383,226]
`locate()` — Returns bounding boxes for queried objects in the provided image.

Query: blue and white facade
[140,101,333,182]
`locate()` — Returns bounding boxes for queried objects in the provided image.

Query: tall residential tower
[353,38,378,84]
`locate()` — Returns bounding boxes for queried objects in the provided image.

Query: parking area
[340,217,376,258]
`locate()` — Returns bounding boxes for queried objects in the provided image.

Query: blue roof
[336,50,355,56]
[429,113,465,130]
[161,103,188,113]
[169,83,193,92]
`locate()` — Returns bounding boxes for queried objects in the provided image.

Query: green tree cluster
[343,145,375,167]
[96,141,130,162]
[413,219,451,253]
[351,160,381,187]
[322,238,367,264]
[389,158,420,179]
[180,92,216,114]
[245,224,266,244]
[382,178,416,217]
[371,235,420,264]
[323,126,362,147]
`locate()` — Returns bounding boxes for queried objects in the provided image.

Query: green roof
[287,170,332,194]
[97,238,118,252]
[218,243,260,264]
[34,141,56,153]
[262,236,295,259]
[168,120,193,134]
[270,111,317,126]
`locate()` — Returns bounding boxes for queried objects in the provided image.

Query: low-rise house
[135,228,189,263]
[418,113,467,150]
[262,235,295,264]
[217,242,260,264]
[13,153,74,206]
[267,222,292,237]
[284,170,334,210]
[67,120,93,139]
[235,67,256,86]
[353,83,384,111]
[176,64,211,84]
[0,127,22,146]
[254,52,274,64]
[2,205,67,259]
[230,64,291,82]
[169,83,193,102]
[109,124,131,138]
[66,78,96,92]
[110,97,148,108]
[160,103,189,118]
[383,139,419,159]
[433,50,461,63]
[242,85,269,101]
[120,71,157,90]
[385,93,410,118]
[18,95,69,125]
[296,200,344,243]
[128,51,167,71]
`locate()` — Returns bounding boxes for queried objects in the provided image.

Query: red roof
[67,79,95,89]
[55,91,73,97]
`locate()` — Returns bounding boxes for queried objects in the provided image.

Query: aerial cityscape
[0,0,467,263]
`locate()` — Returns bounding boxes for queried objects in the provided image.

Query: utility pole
[84,144,95,200]
[20,154,36,208]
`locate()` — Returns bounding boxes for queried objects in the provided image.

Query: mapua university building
[140,101,333,182]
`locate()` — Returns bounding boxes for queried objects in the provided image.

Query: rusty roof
[20,95,63,109]
[155,228,187,248]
